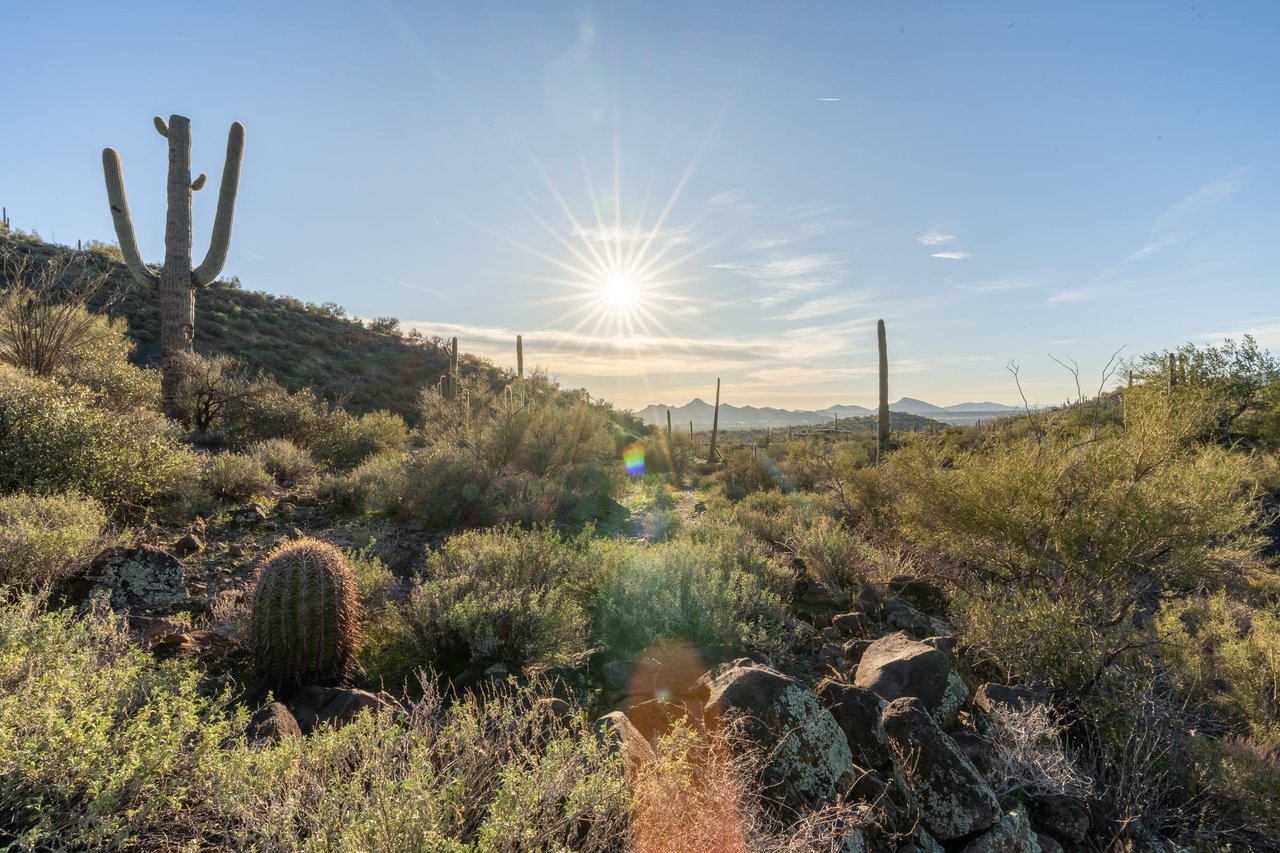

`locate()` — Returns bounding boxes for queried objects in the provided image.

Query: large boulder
[702,661,854,813]
[288,686,399,734]
[1030,793,1089,845]
[64,545,194,616]
[957,809,1039,852]
[856,632,968,726]
[816,678,893,770]
[596,711,655,779]
[880,697,1001,842]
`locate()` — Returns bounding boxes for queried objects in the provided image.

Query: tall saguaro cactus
[708,377,721,464]
[102,114,244,416]
[877,319,890,463]
[516,334,524,380]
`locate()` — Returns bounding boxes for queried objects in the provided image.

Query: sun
[600,270,639,311]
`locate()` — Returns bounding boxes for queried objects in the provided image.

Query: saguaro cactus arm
[101,148,160,287]
[193,121,245,287]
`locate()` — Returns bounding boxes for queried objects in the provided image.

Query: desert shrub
[725,489,820,549]
[1155,593,1280,750]
[0,597,240,849]
[594,529,793,658]
[0,597,630,850]
[248,437,318,485]
[981,701,1093,799]
[55,314,160,413]
[204,452,274,502]
[714,448,783,500]
[639,429,696,479]
[169,351,255,434]
[312,408,410,469]
[787,516,877,598]
[222,378,328,447]
[0,493,107,588]
[956,586,1112,689]
[0,364,198,510]
[315,450,412,515]
[886,393,1264,600]
[0,248,112,377]
[397,526,595,679]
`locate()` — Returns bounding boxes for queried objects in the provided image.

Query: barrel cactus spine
[251,537,362,696]
[102,114,244,417]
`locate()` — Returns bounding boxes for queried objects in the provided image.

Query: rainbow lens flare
[622,443,645,477]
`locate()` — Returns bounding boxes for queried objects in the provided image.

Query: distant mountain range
[635,397,1020,429]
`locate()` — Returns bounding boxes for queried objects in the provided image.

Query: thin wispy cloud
[769,292,866,321]
[931,251,970,260]
[958,277,1033,294]
[1048,288,1094,303]
[1198,320,1280,349]
[814,98,840,102]
[1128,168,1245,261]
[917,231,957,246]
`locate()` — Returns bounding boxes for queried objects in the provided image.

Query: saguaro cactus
[708,377,721,463]
[102,115,244,415]
[877,319,890,462]
[251,538,361,695]
[516,334,524,380]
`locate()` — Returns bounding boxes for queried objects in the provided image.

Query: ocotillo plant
[708,377,721,463]
[877,319,890,463]
[102,115,244,416]
[251,538,361,695]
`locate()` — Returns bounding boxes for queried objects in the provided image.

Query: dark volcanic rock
[856,632,968,726]
[246,702,301,744]
[880,697,1000,842]
[816,678,892,770]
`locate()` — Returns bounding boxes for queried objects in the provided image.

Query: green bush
[204,452,274,502]
[788,516,877,598]
[593,526,793,658]
[0,365,198,511]
[396,526,593,680]
[0,597,629,851]
[713,448,782,500]
[249,437,318,485]
[312,408,410,469]
[0,493,107,587]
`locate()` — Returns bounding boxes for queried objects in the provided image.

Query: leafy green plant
[0,493,107,588]
[204,451,274,502]
[249,437,318,485]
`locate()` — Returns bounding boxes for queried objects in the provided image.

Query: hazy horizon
[4,2,1278,411]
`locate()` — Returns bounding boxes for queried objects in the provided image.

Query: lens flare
[622,442,645,476]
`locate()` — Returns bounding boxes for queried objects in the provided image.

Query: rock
[623,698,701,743]
[604,641,715,711]
[535,697,573,723]
[855,632,968,726]
[702,661,853,813]
[70,545,192,616]
[880,697,1001,842]
[1030,793,1089,844]
[832,610,870,637]
[882,598,936,638]
[818,642,849,672]
[975,683,1048,716]
[816,678,892,770]
[149,628,250,696]
[1035,833,1064,853]
[233,503,269,527]
[287,526,305,540]
[173,533,204,555]
[957,809,1038,852]
[843,638,873,668]
[288,686,398,734]
[922,635,959,654]
[888,576,949,617]
[246,702,301,744]
[596,711,655,779]
[949,730,992,774]
[899,827,945,853]
[227,543,246,558]
[798,578,842,608]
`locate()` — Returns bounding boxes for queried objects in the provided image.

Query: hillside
[0,232,508,420]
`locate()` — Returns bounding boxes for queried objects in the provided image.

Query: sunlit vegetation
[2,232,1280,849]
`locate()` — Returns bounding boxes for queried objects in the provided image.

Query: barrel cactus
[251,538,361,695]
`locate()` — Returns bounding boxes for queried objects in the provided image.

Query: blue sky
[5,2,1279,410]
